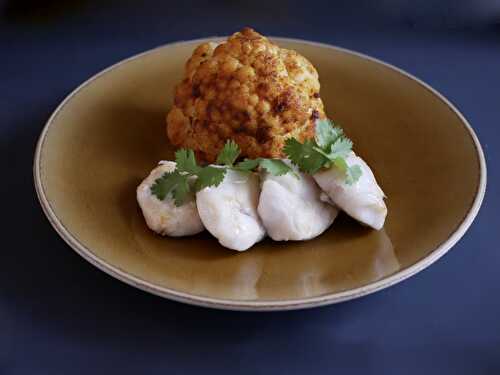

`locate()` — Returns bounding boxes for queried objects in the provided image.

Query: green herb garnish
[151,119,362,205]
[234,158,293,176]
[150,148,221,206]
[215,140,240,167]
[151,141,293,205]
[284,119,362,184]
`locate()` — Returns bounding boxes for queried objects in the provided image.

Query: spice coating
[166,27,325,162]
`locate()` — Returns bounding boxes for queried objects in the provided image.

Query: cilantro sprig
[150,169,190,206]
[150,148,226,206]
[151,118,362,206]
[234,158,293,176]
[151,141,293,206]
[215,140,240,166]
[214,140,293,176]
[284,119,362,185]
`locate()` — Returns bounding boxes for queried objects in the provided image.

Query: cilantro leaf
[150,171,176,201]
[345,165,362,186]
[150,170,190,206]
[151,145,235,204]
[284,138,327,174]
[234,158,296,178]
[259,159,293,176]
[315,119,343,149]
[216,140,240,166]
[330,157,362,185]
[329,137,352,159]
[331,156,349,173]
[175,149,200,174]
[171,175,191,206]
[284,118,363,184]
[234,158,260,171]
[194,166,227,191]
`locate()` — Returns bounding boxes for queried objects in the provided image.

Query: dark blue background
[1,1,499,373]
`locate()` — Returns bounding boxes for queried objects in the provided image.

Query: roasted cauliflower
[166,27,325,163]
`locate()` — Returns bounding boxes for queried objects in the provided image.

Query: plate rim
[33,36,487,311]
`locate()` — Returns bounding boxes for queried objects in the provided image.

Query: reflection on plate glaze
[296,228,398,297]
[252,221,399,299]
[190,252,263,300]
[131,207,264,300]
[131,208,399,300]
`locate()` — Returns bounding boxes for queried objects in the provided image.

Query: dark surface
[1,1,499,374]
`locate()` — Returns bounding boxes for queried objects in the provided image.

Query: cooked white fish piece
[196,169,265,251]
[258,161,338,241]
[136,161,204,236]
[314,152,387,230]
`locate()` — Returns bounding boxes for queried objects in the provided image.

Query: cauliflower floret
[166,27,325,163]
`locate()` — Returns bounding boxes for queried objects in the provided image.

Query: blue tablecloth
[1,1,498,373]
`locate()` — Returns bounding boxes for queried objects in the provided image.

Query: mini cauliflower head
[166,27,326,163]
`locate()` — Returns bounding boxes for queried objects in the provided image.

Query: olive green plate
[34,38,486,310]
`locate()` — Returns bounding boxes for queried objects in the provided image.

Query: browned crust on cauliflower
[166,27,325,162]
